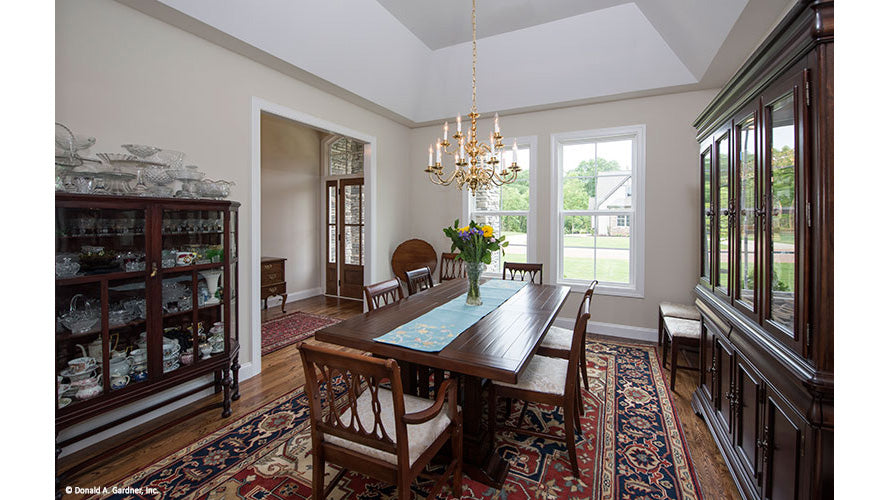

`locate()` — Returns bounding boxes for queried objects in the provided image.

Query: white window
[551,125,645,297]
[464,136,536,275]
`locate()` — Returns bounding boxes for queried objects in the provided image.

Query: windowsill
[558,280,644,298]
[481,273,644,298]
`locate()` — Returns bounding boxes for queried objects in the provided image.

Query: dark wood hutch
[55,193,240,474]
[692,1,832,499]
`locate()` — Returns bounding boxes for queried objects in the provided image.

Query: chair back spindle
[439,253,466,281]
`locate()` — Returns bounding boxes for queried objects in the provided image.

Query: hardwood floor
[60,296,739,499]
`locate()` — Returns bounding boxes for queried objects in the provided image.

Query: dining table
[313,277,571,488]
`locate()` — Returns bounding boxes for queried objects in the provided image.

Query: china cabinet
[55,193,240,467]
[692,1,832,499]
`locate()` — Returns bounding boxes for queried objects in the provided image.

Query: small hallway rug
[88,339,703,499]
[261,312,341,356]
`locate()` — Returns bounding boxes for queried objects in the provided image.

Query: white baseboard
[553,318,658,343]
[264,287,323,307]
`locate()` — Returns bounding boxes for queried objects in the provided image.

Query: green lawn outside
[562,257,629,284]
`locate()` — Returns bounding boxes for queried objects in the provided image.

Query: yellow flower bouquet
[442,219,508,305]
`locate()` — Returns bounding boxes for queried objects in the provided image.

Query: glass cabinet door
[715,133,732,297]
[56,205,148,409]
[765,93,798,336]
[701,147,713,285]
[736,114,757,312]
[161,208,227,372]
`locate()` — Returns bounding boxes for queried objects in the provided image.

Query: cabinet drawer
[262,282,286,299]
[261,262,284,284]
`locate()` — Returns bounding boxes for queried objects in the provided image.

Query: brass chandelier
[424,0,520,194]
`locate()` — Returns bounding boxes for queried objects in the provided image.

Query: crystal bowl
[60,314,99,334]
[121,144,161,158]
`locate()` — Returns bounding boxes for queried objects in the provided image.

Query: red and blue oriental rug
[88,339,703,499]
[261,312,341,356]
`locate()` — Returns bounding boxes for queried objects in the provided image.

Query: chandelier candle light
[424,0,521,194]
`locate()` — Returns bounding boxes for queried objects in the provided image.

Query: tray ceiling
[115,0,794,126]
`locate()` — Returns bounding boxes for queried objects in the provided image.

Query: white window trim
[550,125,645,297]
[462,135,537,277]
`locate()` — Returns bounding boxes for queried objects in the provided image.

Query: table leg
[461,375,509,489]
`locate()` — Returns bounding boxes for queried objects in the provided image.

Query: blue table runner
[373,279,528,352]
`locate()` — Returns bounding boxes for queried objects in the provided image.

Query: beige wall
[55,0,412,450]
[408,90,718,332]
[260,113,322,295]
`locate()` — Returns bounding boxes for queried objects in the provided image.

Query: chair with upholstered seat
[298,342,462,500]
[657,302,700,346]
[439,253,465,281]
[488,285,592,477]
[537,281,597,392]
[364,278,404,311]
[662,316,702,391]
[404,267,434,296]
[502,262,543,284]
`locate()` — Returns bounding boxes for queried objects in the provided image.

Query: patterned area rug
[261,312,341,356]
[88,340,702,499]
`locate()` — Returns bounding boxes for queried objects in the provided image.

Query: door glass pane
[702,149,711,282]
[56,282,103,409]
[55,207,147,277]
[327,185,336,224]
[717,135,730,294]
[769,94,796,331]
[108,275,151,388]
[738,115,756,307]
[344,226,361,265]
[344,185,361,225]
[161,210,225,269]
[328,226,336,264]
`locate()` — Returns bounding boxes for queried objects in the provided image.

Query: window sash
[551,125,645,297]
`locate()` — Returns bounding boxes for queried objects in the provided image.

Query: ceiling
[115,0,795,127]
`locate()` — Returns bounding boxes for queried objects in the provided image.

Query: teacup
[132,371,148,382]
[199,343,212,358]
[68,356,97,374]
[111,375,130,390]
[180,352,194,365]
[109,357,133,377]
[130,348,147,364]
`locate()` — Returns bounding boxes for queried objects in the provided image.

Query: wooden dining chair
[298,342,463,500]
[404,267,434,296]
[439,253,466,281]
[537,280,597,392]
[502,262,543,284]
[488,285,592,477]
[364,278,404,311]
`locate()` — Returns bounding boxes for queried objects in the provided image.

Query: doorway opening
[250,97,376,378]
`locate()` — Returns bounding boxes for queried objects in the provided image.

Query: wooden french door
[325,178,364,299]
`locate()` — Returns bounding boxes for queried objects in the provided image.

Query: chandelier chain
[471,0,477,114]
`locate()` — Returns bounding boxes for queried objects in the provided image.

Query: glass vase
[466,261,484,306]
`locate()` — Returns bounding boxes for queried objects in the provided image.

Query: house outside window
[551,125,645,296]
[464,137,536,275]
